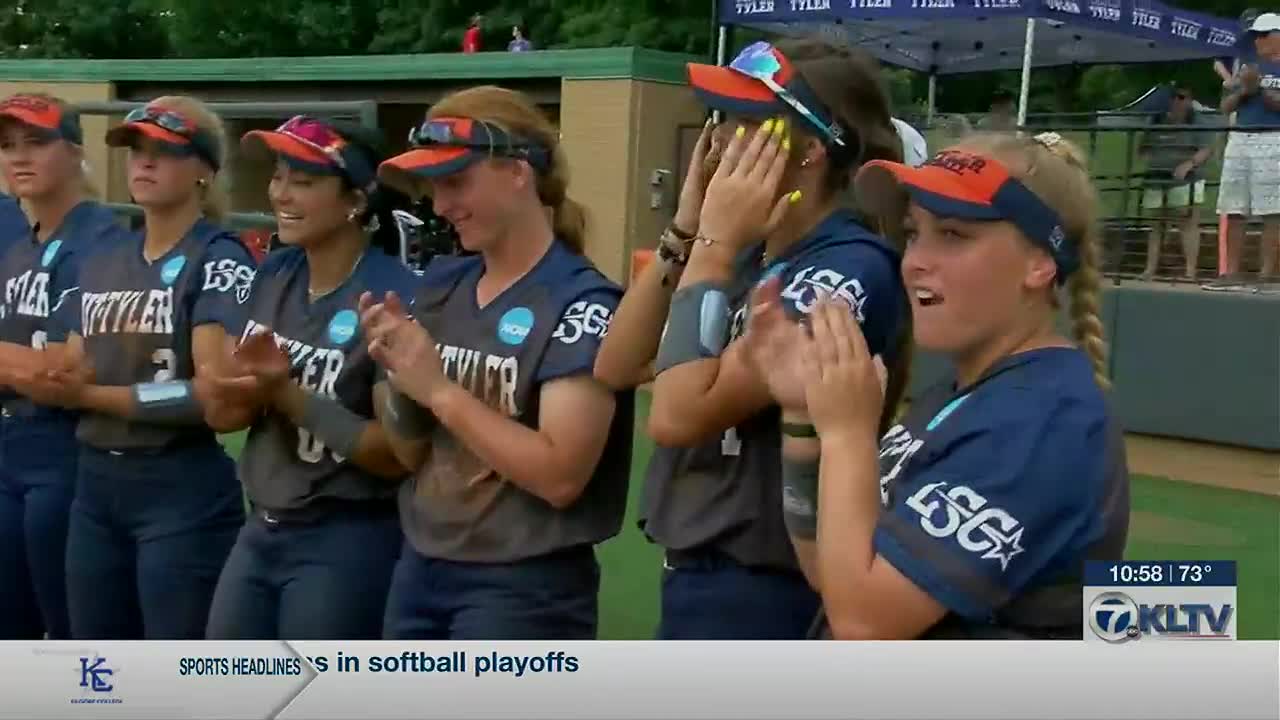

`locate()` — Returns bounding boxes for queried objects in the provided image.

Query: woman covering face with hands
[597,39,914,640]
[752,133,1129,640]
[366,86,631,640]
[198,118,418,641]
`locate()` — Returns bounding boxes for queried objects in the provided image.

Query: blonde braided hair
[957,131,1110,389]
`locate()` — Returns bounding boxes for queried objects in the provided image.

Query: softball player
[753,132,1129,639]
[364,86,632,639]
[596,39,913,639]
[0,94,129,639]
[200,118,417,640]
[40,97,255,639]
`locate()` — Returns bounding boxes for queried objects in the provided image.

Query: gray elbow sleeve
[382,388,437,440]
[132,381,204,425]
[781,457,820,540]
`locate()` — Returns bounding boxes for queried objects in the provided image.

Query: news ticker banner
[1084,560,1238,643]
[3,640,1278,720]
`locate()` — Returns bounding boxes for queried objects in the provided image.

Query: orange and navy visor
[105,104,222,171]
[378,117,551,195]
[241,116,377,191]
[856,149,1079,281]
[687,41,850,153]
[0,94,83,145]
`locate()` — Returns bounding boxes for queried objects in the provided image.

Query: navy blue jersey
[237,246,421,510]
[0,193,26,248]
[69,218,257,450]
[399,240,632,563]
[873,348,1128,637]
[640,209,907,572]
[1235,59,1280,127]
[0,201,127,416]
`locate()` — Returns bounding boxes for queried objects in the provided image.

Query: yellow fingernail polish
[735,125,746,138]
[761,119,774,134]
[789,190,803,204]
[783,137,791,151]
[774,118,786,135]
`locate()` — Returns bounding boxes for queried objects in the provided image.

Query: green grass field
[220,391,1280,640]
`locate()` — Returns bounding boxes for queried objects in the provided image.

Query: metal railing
[74,100,378,128]
[908,113,1280,289]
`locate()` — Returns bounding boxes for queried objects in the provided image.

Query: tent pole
[927,74,937,127]
[1017,18,1036,131]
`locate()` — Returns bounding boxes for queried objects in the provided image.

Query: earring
[347,209,359,223]
[196,178,208,188]
[800,158,812,168]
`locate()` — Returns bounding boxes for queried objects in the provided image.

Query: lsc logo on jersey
[41,238,63,268]
[327,310,359,346]
[497,307,534,346]
[780,265,868,322]
[552,301,611,345]
[904,481,1025,570]
[160,255,187,286]
[1088,591,1234,643]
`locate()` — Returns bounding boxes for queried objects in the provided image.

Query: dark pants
[0,412,77,639]
[383,543,600,640]
[66,442,244,639]
[206,504,403,640]
[657,548,820,639]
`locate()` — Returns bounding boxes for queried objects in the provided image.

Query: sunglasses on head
[125,105,197,136]
[408,119,550,169]
[729,41,847,149]
[275,115,349,170]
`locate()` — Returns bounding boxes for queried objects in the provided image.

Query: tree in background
[0,0,1264,115]
[0,0,170,58]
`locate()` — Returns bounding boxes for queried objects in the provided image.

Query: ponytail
[537,148,589,254]
[1067,225,1110,390]
[1031,133,1110,391]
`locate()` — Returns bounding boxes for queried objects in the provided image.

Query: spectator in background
[1215,10,1260,86]
[462,15,483,54]
[977,89,1018,132]
[1206,12,1280,290]
[509,25,532,53]
[1139,83,1213,281]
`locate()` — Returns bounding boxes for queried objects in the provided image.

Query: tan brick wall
[559,78,702,285]
[558,79,636,283]
[0,81,116,207]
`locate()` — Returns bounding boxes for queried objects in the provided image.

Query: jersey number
[297,429,345,465]
[151,349,177,382]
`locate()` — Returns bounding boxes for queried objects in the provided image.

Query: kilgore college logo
[72,654,123,705]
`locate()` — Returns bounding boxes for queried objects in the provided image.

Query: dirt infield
[1125,433,1280,496]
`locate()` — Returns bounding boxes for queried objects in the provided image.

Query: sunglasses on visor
[728,42,847,150]
[408,119,550,168]
[125,106,198,136]
[275,115,349,170]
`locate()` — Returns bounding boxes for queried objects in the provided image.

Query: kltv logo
[1089,591,1234,642]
